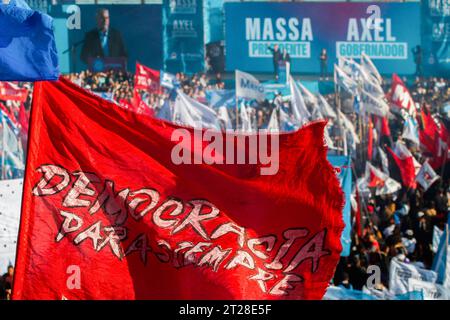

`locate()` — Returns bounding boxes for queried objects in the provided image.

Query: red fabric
[134,62,161,93]
[133,89,155,117]
[367,168,385,188]
[0,82,28,102]
[386,147,416,189]
[18,103,29,134]
[13,78,344,300]
[388,74,416,117]
[373,116,391,137]
[367,116,373,160]
[18,102,29,152]
[418,110,449,169]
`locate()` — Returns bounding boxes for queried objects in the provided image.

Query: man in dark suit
[80,8,127,65]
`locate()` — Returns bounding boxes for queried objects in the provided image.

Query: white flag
[334,64,358,96]
[361,52,383,84]
[298,82,318,105]
[338,110,360,144]
[378,146,389,174]
[289,75,311,125]
[267,108,279,132]
[416,161,440,191]
[402,116,420,146]
[361,162,401,196]
[239,101,253,133]
[173,90,221,130]
[235,70,265,101]
[318,94,337,120]
[217,106,232,130]
[360,89,389,117]
[433,226,444,253]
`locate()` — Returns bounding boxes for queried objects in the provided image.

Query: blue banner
[163,0,204,74]
[225,2,421,75]
[422,0,450,76]
[328,155,352,257]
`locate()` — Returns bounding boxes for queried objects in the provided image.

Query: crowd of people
[0,68,449,299]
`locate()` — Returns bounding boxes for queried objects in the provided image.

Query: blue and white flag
[235,70,265,101]
[160,71,179,90]
[390,258,438,295]
[173,90,221,130]
[0,0,59,81]
[205,89,235,109]
[433,226,444,253]
[432,224,450,289]
[402,116,420,146]
[323,286,378,300]
[334,64,358,96]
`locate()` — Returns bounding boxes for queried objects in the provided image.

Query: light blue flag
[327,155,352,256]
[205,89,235,109]
[324,286,378,300]
[0,0,59,81]
[160,71,179,90]
[432,224,450,288]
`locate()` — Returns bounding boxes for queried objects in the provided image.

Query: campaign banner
[225,2,420,75]
[163,0,204,74]
[235,70,265,101]
[327,156,352,257]
[422,0,450,76]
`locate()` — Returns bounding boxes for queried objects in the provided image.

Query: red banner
[134,62,161,93]
[0,82,28,102]
[388,74,416,118]
[13,78,344,300]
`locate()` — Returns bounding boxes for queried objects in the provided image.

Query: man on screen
[80,8,128,65]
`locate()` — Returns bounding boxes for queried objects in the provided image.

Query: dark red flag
[367,116,374,160]
[13,78,344,300]
[134,62,161,93]
[388,74,416,118]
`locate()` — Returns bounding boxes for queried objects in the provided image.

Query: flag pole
[235,71,239,131]
[334,67,344,155]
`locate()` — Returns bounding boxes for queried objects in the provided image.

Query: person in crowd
[268,44,282,81]
[80,8,128,65]
[282,49,291,80]
[319,48,328,80]
[412,45,423,77]
[0,265,14,300]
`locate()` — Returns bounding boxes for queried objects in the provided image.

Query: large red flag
[13,78,344,300]
[134,62,161,93]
